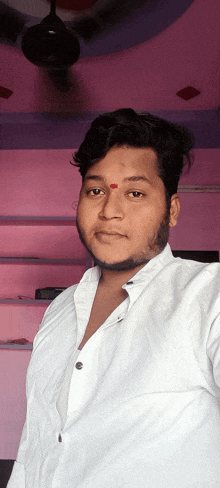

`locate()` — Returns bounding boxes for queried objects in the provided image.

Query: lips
[96,230,125,236]
[95,230,126,241]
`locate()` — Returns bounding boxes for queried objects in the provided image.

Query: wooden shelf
[0,257,85,265]
[0,299,52,304]
[0,344,33,350]
[0,216,77,226]
[178,185,220,193]
[0,216,93,351]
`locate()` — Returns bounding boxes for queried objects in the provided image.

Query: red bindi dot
[110,184,118,188]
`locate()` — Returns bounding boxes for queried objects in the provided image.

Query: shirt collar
[80,244,174,286]
[123,243,174,286]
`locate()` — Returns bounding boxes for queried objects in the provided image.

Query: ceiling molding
[1,110,220,149]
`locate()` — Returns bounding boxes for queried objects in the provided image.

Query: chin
[92,255,150,272]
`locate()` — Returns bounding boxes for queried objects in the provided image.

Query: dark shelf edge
[0,216,77,226]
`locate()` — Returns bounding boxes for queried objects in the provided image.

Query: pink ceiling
[1,0,220,113]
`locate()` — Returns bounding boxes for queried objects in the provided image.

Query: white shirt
[7,244,220,488]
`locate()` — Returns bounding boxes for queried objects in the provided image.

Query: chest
[78,288,128,349]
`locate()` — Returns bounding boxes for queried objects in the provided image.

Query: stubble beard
[76,209,170,272]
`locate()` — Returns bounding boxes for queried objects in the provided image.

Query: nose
[98,191,124,220]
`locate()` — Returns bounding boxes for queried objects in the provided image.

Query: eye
[128,191,145,198]
[86,188,105,196]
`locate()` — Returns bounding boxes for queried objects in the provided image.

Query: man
[8,109,220,487]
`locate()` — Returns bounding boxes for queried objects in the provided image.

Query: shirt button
[75,361,83,370]
[58,434,62,442]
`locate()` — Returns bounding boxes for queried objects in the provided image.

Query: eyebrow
[84,175,151,184]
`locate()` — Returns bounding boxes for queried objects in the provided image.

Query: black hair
[72,108,194,199]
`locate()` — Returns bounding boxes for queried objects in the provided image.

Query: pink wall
[0,150,81,216]
[0,351,31,459]
[0,149,86,458]
[169,149,220,252]
[169,192,220,250]
[0,149,86,339]
[0,147,219,459]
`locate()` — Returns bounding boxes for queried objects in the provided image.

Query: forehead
[85,146,159,179]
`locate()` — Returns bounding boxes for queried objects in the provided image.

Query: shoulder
[37,284,79,331]
[170,255,220,279]
[49,284,78,307]
[48,283,79,309]
[165,256,220,307]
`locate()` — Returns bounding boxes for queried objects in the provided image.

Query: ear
[169,194,180,228]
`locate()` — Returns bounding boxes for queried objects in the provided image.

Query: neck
[99,264,146,290]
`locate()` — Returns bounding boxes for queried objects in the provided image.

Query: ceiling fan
[21,0,80,71]
[0,0,150,91]
[0,0,195,93]
[20,0,81,90]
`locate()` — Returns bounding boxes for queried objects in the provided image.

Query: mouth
[95,231,126,241]
[99,231,123,235]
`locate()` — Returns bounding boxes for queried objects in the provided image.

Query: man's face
[76,146,179,271]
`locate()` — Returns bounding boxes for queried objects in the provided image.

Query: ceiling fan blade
[0,1,27,44]
[47,67,71,92]
[67,0,150,41]
[38,66,88,111]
